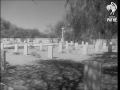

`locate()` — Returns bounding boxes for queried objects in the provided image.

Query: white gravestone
[103,43,107,50]
[95,42,99,52]
[59,42,63,53]
[1,43,4,50]
[48,45,53,59]
[82,45,88,55]
[71,41,74,45]
[86,42,88,46]
[75,42,78,50]
[66,41,69,49]
[108,42,112,52]
[82,41,84,46]
[15,44,18,52]
[24,44,28,55]
[40,43,43,51]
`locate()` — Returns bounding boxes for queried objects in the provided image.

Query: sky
[1,0,68,33]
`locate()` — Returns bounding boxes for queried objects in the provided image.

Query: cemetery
[1,0,118,90]
[1,38,118,90]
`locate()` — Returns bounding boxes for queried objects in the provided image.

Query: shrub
[13,52,20,55]
[29,45,34,49]
[31,51,41,58]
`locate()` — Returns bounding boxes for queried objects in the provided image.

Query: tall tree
[65,0,118,41]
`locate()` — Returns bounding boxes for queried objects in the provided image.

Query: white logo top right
[106,2,117,15]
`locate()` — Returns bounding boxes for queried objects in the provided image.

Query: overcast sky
[1,0,68,32]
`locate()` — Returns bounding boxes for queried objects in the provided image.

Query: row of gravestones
[1,50,102,90]
[1,40,113,59]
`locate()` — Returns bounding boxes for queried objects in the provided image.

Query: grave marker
[108,42,112,52]
[95,42,99,52]
[59,42,63,53]
[71,41,74,45]
[66,41,69,49]
[103,43,107,50]
[40,43,43,51]
[82,45,87,55]
[48,45,53,59]
[15,44,18,52]
[75,42,78,50]
[86,42,88,46]
[1,43,4,50]
[24,44,28,55]
[82,41,84,46]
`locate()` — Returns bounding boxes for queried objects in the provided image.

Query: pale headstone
[1,43,4,50]
[71,41,74,45]
[24,44,28,55]
[75,42,78,50]
[82,41,84,46]
[103,43,107,50]
[66,41,69,49]
[48,45,53,59]
[59,42,63,53]
[82,45,87,55]
[83,61,101,90]
[15,44,18,52]
[108,42,112,52]
[95,42,99,52]
[86,42,88,46]
[40,43,43,51]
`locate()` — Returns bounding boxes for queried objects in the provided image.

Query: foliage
[31,51,41,58]
[0,18,54,38]
[64,0,118,41]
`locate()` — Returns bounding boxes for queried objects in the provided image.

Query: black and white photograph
[1,0,118,90]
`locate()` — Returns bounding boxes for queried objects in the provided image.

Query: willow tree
[65,0,118,42]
